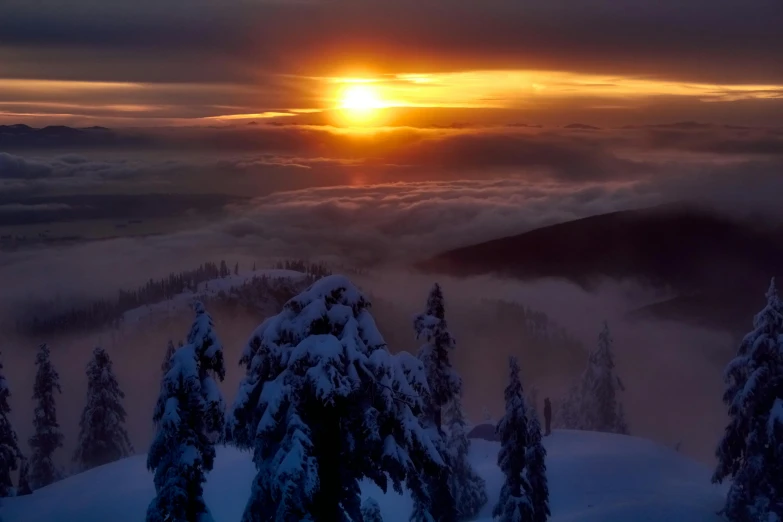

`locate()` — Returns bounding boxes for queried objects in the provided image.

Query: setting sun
[335,83,388,124]
[339,84,383,110]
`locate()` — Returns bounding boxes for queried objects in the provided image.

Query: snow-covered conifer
[28,343,64,490]
[585,322,626,432]
[16,457,31,496]
[362,497,384,522]
[161,340,176,377]
[73,347,133,472]
[493,356,533,522]
[525,412,550,522]
[146,302,226,522]
[415,283,461,432]
[444,396,488,520]
[713,278,783,522]
[0,350,21,497]
[414,283,461,522]
[228,275,448,522]
[556,323,627,433]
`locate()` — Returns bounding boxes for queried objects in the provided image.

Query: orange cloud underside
[0,70,781,126]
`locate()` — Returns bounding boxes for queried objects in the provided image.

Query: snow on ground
[2,430,727,522]
[121,269,306,327]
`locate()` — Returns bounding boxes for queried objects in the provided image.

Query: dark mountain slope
[419,203,783,332]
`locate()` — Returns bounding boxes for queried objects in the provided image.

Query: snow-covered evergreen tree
[493,356,533,522]
[525,412,550,522]
[415,283,461,432]
[413,283,461,522]
[362,497,384,522]
[16,457,31,496]
[28,343,64,490]
[0,350,21,497]
[555,322,627,433]
[713,278,783,522]
[444,396,487,520]
[584,322,626,432]
[161,340,176,377]
[73,347,134,472]
[228,275,448,522]
[146,302,226,522]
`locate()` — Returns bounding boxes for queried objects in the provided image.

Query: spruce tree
[16,457,31,496]
[228,275,448,522]
[146,302,226,522]
[28,343,64,490]
[444,396,488,520]
[413,283,460,522]
[556,323,627,433]
[414,283,461,432]
[161,340,176,377]
[494,356,533,522]
[0,350,22,497]
[525,412,550,522]
[73,347,134,472]
[585,322,626,432]
[713,278,783,522]
[362,497,384,522]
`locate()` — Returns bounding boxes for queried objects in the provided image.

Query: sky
[1,0,782,128]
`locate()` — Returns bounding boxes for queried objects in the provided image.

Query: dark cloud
[0,152,52,178]
[0,0,780,85]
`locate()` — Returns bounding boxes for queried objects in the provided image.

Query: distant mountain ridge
[0,123,146,149]
[419,203,783,331]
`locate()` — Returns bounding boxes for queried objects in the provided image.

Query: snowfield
[3,430,727,522]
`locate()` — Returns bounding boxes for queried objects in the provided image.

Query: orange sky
[1,0,782,128]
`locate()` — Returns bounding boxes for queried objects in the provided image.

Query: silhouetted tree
[73,347,133,472]
[29,343,64,490]
[0,349,22,497]
[713,278,783,522]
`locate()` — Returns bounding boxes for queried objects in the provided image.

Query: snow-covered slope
[121,269,306,326]
[2,430,726,522]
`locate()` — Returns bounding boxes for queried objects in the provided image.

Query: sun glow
[336,83,388,123]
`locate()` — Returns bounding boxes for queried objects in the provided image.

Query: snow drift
[2,430,726,522]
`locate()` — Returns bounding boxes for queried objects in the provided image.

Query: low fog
[2,261,736,468]
[4,128,775,471]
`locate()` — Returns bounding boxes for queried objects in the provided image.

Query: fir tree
[0,350,22,497]
[414,283,460,522]
[146,302,226,522]
[494,356,533,522]
[16,457,31,496]
[28,343,64,490]
[713,278,783,522]
[585,322,626,432]
[556,322,627,433]
[228,275,448,522]
[525,412,550,522]
[73,347,134,472]
[362,497,384,522]
[414,283,461,432]
[444,396,488,521]
[161,340,176,377]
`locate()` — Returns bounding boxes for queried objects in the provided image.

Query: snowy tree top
[186,302,224,377]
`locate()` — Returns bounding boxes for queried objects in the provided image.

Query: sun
[336,83,386,124]
[340,84,383,110]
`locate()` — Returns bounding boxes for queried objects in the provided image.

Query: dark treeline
[272,259,332,278]
[14,259,331,336]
